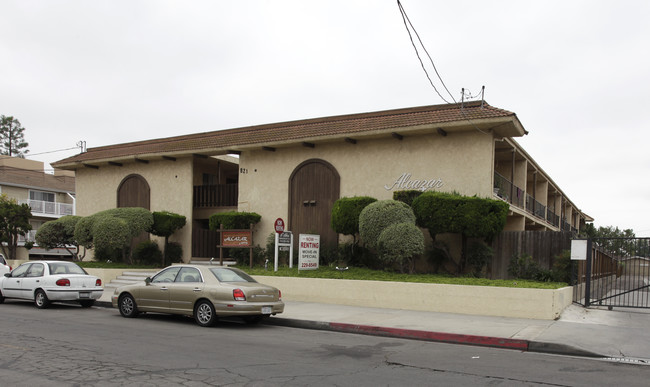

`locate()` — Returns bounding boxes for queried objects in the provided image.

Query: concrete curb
[263,317,604,358]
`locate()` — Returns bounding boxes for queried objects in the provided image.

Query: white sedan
[0,260,103,308]
[0,254,10,277]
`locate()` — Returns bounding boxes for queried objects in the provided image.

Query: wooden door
[289,159,340,249]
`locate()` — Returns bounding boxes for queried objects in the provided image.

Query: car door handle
[160,287,169,291]
[193,288,202,292]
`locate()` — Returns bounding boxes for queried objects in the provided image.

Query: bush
[133,240,162,265]
[507,253,541,279]
[331,196,377,236]
[359,200,416,250]
[165,242,183,264]
[412,192,509,241]
[209,211,261,230]
[551,250,572,283]
[392,190,423,207]
[377,222,424,273]
[230,246,267,266]
[466,242,493,277]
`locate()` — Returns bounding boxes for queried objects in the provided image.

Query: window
[152,267,181,283]
[209,268,257,283]
[176,267,202,283]
[26,263,44,277]
[30,190,55,202]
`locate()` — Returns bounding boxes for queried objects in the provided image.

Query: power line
[397,0,455,103]
[26,141,86,157]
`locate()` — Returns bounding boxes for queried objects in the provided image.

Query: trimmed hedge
[331,196,377,236]
[411,192,508,241]
[151,211,186,238]
[392,190,424,207]
[359,200,416,250]
[209,211,261,230]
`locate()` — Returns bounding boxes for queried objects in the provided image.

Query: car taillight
[56,278,70,286]
[233,289,246,301]
[279,290,282,300]
[95,279,102,286]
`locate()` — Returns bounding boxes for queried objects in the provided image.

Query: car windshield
[209,268,257,283]
[48,262,87,275]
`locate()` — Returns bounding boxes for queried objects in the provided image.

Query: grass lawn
[236,265,568,289]
[76,261,567,289]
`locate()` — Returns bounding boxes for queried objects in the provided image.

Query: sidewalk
[97,293,650,362]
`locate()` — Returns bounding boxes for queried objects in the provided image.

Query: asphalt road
[0,301,647,386]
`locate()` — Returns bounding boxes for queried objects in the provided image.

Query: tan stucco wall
[254,276,573,320]
[239,131,496,244]
[75,158,194,262]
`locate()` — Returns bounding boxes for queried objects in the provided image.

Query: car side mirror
[145,277,152,285]
[4,273,10,278]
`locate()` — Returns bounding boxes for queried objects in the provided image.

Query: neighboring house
[51,101,591,263]
[0,156,76,259]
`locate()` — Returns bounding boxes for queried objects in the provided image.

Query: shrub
[392,190,423,207]
[331,196,377,237]
[151,211,186,266]
[411,192,508,241]
[359,200,416,250]
[164,242,182,264]
[551,250,572,283]
[507,253,541,279]
[466,242,493,277]
[377,222,424,273]
[133,240,162,265]
[209,211,261,230]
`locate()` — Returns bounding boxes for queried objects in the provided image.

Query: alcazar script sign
[221,231,252,247]
[384,173,444,192]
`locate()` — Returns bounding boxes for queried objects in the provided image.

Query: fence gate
[573,237,650,309]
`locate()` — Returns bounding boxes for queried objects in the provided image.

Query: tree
[35,216,84,260]
[0,193,32,259]
[581,224,637,257]
[150,211,186,267]
[377,222,424,274]
[0,115,29,157]
[73,207,153,264]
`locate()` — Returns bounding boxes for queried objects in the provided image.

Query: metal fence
[573,238,650,309]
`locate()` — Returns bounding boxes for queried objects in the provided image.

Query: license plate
[261,306,272,315]
[79,292,90,299]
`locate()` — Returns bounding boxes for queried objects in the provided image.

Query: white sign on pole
[571,239,588,260]
[298,234,320,270]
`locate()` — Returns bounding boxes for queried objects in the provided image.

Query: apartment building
[0,156,75,259]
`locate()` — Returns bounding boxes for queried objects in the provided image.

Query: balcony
[493,172,524,208]
[525,194,546,219]
[21,200,74,218]
[193,184,238,208]
[546,209,560,227]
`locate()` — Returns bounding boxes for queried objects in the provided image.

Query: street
[0,301,647,386]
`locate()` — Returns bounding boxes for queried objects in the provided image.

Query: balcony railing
[525,194,546,219]
[546,209,560,227]
[493,172,524,208]
[193,184,238,208]
[21,200,74,217]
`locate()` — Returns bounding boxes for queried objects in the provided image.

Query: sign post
[278,231,294,268]
[273,218,285,272]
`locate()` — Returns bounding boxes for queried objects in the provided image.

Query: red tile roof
[53,101,522,168]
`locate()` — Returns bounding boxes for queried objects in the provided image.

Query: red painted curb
[328,322,529,351]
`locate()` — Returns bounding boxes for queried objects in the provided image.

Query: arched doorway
[117,174,151,249]
[117,174,150,209]
[289,159,340,249]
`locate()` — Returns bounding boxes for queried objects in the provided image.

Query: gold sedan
[111,265,284,327]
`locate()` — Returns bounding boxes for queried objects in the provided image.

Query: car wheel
[0,289,4,304]
[194,300,217,327]
[118,294,139,318]
[79,300,95,308]
[34,289,50,309]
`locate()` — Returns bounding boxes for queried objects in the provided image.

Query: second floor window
[30,190,55,203]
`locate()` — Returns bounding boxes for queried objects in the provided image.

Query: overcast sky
[1,0,649,234]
